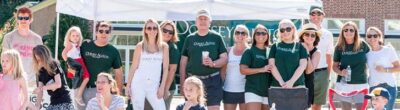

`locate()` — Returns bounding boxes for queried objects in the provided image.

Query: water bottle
[345,66,351,82]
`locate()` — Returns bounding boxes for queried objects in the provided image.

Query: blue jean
[370,83,397,110]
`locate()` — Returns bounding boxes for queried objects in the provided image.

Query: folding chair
[268,87,309,110]
[328,88,369,110]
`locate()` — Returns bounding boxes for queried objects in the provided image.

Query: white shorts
[245,92,268,104]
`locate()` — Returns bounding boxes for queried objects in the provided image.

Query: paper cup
[202,51,209,58]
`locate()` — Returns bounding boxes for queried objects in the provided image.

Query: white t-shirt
[316,28,334,69]
[2,30,42,88]
[67,43,81,59]
[223,47,246,92]
[367,46,399,87]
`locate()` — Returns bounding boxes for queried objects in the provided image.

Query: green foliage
[0,0,28,29]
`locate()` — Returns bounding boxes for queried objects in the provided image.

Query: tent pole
[93,20,96,40]
[55,12,60,61]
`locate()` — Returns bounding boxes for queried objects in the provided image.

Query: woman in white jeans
[125,18,169,110]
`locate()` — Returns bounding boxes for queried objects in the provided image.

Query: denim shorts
[194,72,223,106]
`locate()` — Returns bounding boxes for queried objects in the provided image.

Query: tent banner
[176,19,302,47]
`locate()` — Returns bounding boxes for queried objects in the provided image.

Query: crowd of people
[0,6,399,110]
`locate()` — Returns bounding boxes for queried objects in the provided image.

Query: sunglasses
[146,26,158,31]
[98,30,110,34]
[279,27,292,33]
[235,31,247,36]
[17,16,30,21]
[304,33,316,38]
[255,31,268,36]
[367,34,379,38]
[343,29,355,33]
[162,28,174,35]
[310,12,323,16]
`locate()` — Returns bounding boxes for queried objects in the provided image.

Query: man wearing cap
[180,9,228,110]
[308,6,334,110]
[365,87,391,110]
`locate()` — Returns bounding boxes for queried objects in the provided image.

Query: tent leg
[55,13,60,60]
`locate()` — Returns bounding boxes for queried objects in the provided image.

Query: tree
[0,0,28,29]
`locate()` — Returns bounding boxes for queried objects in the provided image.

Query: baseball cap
[365,87,391,100]
[196,9,212,20]
[309,5,325,16]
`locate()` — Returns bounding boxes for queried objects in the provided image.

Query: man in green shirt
[78,21,123,110]
[180,9,228,110]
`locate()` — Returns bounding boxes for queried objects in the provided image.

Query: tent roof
[56,0,323,21]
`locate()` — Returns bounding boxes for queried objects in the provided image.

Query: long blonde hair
[142,19,163,52]
[160,20,179,43]
[1,49,25,79]
[97,73,119,95]
[184,76,206,105]
[64,26,83,47]
[32,45,57,76]
[335,21,362,52]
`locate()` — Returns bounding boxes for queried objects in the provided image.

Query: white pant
[131,80,166,110]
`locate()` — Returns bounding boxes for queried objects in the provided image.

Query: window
[322,18,366,34]
[111,21,145,28]
[385,20,400,35]
[110,34,142,46]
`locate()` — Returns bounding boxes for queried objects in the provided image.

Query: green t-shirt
[167,42,180,90]
[334,41,370,84]
[240,46,271,97]
[269,42,308,87]
[181,31,227,75]
[81,41,123,87]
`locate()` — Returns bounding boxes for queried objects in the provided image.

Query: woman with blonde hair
[143,20,180,110]
[269,19,307,88]
[222,24,250,110]
[86,73,126,110]
[126,18,169,110]
[332,22,370,110]
[366,27,400,110]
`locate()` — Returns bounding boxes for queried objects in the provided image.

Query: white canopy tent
[54,0,322,58]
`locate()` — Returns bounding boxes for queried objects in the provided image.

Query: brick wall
[322,0,400,33]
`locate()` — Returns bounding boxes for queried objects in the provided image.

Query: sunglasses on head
[367,34,379,38]
[162,28,174,35]
[17,16,30,21]
[303,33,316,38]
[235,31,247,36]
[98,30,110,34]
[279,27,292,33]
[310,12,323,16]
[146,26,158,31]
[255,31,267,36]
[343,29,355,33]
